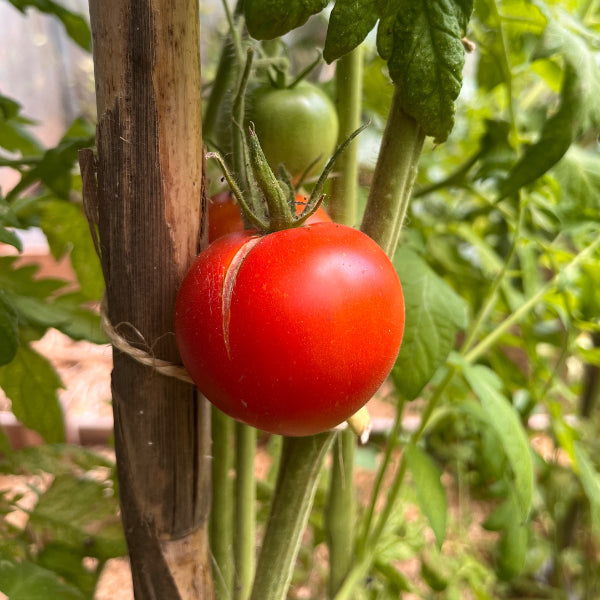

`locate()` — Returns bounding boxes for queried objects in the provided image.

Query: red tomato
[175,223,404,436]
[294,193,332,225]
[208,191,244,243]
[208,191,331,242]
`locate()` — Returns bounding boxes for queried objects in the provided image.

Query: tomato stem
[360,87,425,257]
[325,429,357,597]
[234,422,257,600]
[250,433,335,600]
[329,45,363,226]
[210,408,235,598]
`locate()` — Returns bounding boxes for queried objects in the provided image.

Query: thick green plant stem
[329,46,363,226]
[360,86,425,256]
[211,408,235,598]
[250,433,335,600]
[325,429,356,597]
[234,423,257,600]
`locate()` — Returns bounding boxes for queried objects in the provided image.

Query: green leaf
[536,14,600,132]
[362,56,394,119]
[7,0,92,51]
[405,444,447,548]
[50,293,106,344]
[496,520,528,581]
[483,498,516,532]
[392,248,467,400]
[0,290,19,366]
[0,558,85,600]
[573,442,600,536]
[499,15,600,197]
[0,95,43,157]
[29,474,126,561]
[0,344,65,444]
[0,258,103,343]
[0,121,43,158]
[379,0,473,142]
[0,226,22,251]
[499,63,578,198]
[37,543,100,598]
[553,146,600,221]
[0,444,114,477]
[7,118,95,201]
[0,95,22,121]
[38,199,104,301]
[420,552,449,591]
[245,0,328,40]
[323,0,379,63]
[463,364,533,521]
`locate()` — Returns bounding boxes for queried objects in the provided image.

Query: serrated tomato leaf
[405,444,447,548]
[29,474,126,561]
[463,364,533,521]
[7,118,95,201]
[245,0,328,40]
[38,198,105,301]
[0,258,103,343]
[379,0,473,142]
[323,0,379,63]
[0,344,65,444]
[392,248,467,400]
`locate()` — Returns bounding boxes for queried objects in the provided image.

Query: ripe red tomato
[208,191,331,242]
[208,191,244,243]
[247,81,339,181]
[175,223,405,436]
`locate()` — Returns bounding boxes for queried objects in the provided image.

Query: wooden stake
[83,1,212,597]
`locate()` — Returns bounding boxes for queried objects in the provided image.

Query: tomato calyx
[207,121,368,235]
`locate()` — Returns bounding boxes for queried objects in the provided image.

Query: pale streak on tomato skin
[221,236,262,359]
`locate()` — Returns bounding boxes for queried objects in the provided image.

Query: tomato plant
[246,80,339,181]
[208,190,331,242]
[175,223,404,436]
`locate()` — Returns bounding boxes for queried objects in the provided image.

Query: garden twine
[100,295,194,385]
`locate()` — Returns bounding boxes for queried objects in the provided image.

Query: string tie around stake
[100,295,194,385]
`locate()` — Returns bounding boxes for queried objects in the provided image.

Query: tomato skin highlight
[208,191,331,243]
[175,224,405,437]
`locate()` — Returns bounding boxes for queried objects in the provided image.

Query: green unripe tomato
[247,81,339,181]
